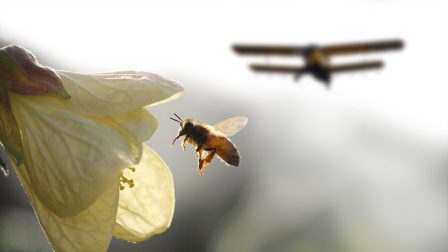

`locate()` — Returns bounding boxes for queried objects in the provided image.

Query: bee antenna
[170,117,180,123]
[174,113,182,121]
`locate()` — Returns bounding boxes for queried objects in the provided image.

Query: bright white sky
[1,0,447,144]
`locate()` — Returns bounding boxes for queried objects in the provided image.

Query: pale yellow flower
[0,45,183,251]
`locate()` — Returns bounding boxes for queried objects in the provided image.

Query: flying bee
[170,113,248,176]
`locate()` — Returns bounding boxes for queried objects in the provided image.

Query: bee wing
[213,116,248,137]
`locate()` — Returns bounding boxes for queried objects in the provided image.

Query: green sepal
[0,44,71,100]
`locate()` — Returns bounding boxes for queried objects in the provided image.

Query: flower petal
[14,162,119,252]
[10,93,147,217]
[110,108,157,143]
[114,145,175,242]
[0,89,24,164]
[58,71,184,116]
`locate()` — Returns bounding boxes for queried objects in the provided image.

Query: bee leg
[171,134,182,145]
[195,145,203,158]
[182,135,190,151]
[198,148,216,176]
[197,158,204,176]
[203,148,216,163]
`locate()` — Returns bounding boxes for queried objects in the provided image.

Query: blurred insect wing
[213,116,248,136]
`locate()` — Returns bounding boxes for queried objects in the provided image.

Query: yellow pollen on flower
[119,168,136,191]
[119,175,134,190]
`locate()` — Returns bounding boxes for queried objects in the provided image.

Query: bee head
[171,113,193,145]
[180,119,194,133]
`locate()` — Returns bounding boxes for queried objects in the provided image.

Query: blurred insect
[233,39,404,86]
[170,113,248,176]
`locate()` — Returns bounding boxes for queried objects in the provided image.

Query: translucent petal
[14,162,119,252]
[110,109,157,143]
[10,93,147,217]
[114,145,175,242]
[0,89,23,164]
[58,71,184,116]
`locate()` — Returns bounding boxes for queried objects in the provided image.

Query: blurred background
[1,0,447,252]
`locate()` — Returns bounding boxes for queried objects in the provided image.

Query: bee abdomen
[216,137,240,167]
